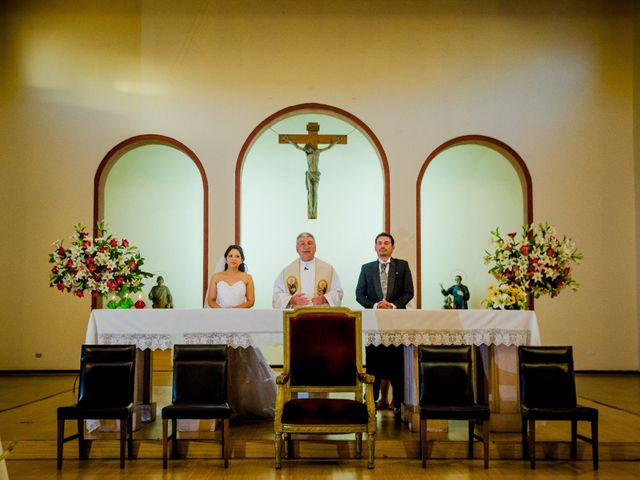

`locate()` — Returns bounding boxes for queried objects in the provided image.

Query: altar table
[86,308,540,431]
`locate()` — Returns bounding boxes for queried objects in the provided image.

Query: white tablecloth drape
[86,308,540,350]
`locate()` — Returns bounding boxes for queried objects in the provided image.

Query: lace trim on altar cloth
[98,332,265,350]
[183,333,256,349]
[99,328,531,350]
[99,334,173,350]
[365,328,531,347]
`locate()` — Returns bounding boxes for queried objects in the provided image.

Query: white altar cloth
[85,308,540,349]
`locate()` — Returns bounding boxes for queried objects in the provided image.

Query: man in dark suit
[356,232,414,419]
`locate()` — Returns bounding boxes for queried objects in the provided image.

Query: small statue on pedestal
[149,276,173,309]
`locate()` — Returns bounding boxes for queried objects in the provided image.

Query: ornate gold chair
[274,307,376,469]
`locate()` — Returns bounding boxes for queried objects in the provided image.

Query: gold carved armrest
[276,372,290,384]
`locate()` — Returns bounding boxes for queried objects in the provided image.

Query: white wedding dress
[216,281,276,418]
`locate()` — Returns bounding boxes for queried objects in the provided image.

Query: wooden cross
[278,122,348,219]
[278,122,347,148]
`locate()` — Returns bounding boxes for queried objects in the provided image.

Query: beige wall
[0,0,637,370]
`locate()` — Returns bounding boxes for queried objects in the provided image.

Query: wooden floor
[1,372,639,479]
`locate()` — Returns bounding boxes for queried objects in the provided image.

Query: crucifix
[279,122,347,219]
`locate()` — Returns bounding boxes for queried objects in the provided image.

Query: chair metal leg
[127,416,134,459]
[119,419,126,468]
[521,415,528,460]
[591,418,599,470]
[528,419,536,469]
[162,419,168,469]
[355,432,362,459]
[482,420,490,469]
[467,421,474,459]
[420,418,427,468]
[222,418,230,468]
[171,419,178,458]
[570,420,577,460]
[275,432,283,469]
[77,419,87,460]
[285,432,293,459]
[367,432,375,469]
[57,419,64,470]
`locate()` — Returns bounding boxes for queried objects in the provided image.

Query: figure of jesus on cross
[280,122,347,219]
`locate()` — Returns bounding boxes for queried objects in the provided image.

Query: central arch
[235,103,391,309]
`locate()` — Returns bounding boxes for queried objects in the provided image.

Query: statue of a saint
[279,122,347,219]
[148,276,173,309]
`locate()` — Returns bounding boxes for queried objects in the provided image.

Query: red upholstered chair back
[286,310,359,388]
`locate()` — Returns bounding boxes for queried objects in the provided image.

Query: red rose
[122,239,129,248]
[57,283,65,292]
[51,266,58,274]
[508,232,517,238]
[99,246,107,253]
[563,267,571,276]
[57,246,65,256]
[117,276,125,285]
[87,263,96,272]
[129,260,137,271]
[519,245,530,255]
[109,239,118,247]
[82,240,91,248]
[75,290,84,298]
[65,259,73,269]
[547,247,555,256]
[107,279,118,290]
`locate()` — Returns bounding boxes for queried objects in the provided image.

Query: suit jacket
[355,257,414,309]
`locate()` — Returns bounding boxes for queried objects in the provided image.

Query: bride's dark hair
[224,244,247,272]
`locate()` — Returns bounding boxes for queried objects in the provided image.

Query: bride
[208,245,276,418]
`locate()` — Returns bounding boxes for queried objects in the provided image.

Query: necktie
[380,263,388,299]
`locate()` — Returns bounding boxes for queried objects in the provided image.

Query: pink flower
[129,260,137,271]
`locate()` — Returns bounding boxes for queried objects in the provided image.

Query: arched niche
[236,104,390,309]
[94,134,208,308]
[416,135,533,309]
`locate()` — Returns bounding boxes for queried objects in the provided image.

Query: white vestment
[272,257,343,308]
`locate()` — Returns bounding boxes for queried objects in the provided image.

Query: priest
[272,232,343,308]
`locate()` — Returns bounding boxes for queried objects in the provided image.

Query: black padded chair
[162,344,232,468]
[418,345,490,469]
[57,344,136,469]
[518,345,598,470]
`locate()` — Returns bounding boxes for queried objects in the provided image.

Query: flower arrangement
[48,222,153,305]
[482,283,528,310]
[483,222,583,303]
